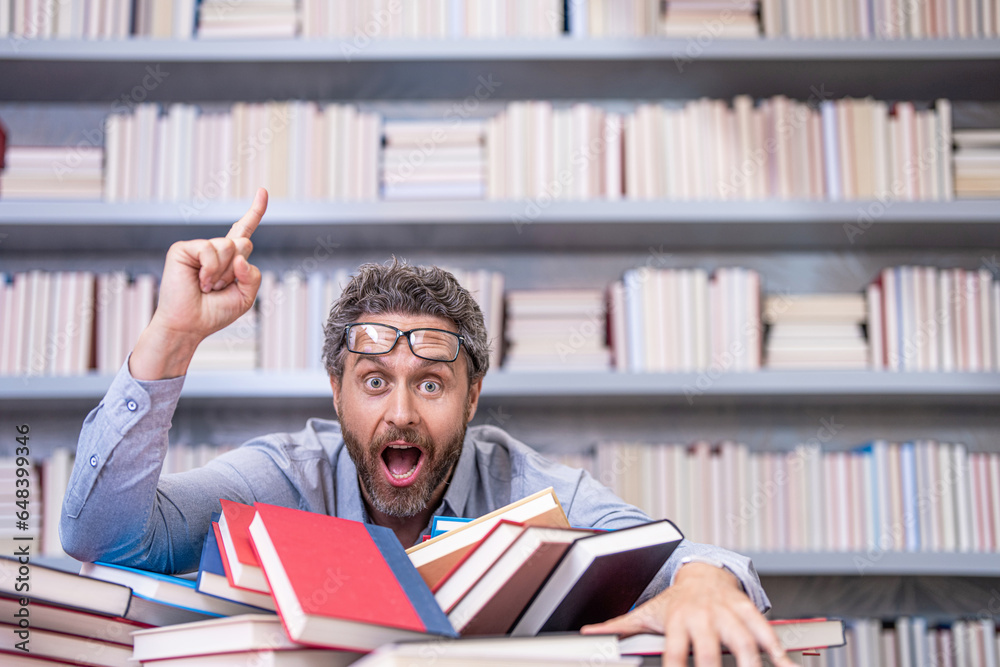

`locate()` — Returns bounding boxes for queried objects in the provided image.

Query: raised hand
[129,188,268,380]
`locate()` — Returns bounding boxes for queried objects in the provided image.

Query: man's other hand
[581,562,798,667]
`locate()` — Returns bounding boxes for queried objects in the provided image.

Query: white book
[74,272,95,375]
[8,284,26,373]
[966,272,981,371]
[953,443,974,552]
[24,270,46,377]
[979,269,994,371]
[0,276,10,375]
[0,0,10,35]
[938,442,958,552]
[867,282,884,369]
[603,112,623,200]
[993,281,1000,371]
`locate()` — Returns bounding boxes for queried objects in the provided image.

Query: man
[61,188,795,667]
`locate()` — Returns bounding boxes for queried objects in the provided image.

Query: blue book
[80,560,268,618]
[900,441,920,551]
[431,515,473,538]
[196,513,276,612]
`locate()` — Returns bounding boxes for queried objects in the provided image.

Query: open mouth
[379,442,425,487]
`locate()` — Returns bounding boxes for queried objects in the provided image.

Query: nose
[384,383,419,429]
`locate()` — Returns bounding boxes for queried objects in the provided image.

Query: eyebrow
[354,354,457,376]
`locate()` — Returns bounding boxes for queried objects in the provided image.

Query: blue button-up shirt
[60,361,770,612]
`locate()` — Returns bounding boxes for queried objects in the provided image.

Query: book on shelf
[870,265,1000,372]
[198,516,277,611]
[405,487,570,589]
[217,498,271,594]
[79,561,272,618]
[591,437,1000,554]
[446,523,600,636]
[763,292,869,370]
[510,519,683,636]
[618,617,846,657]
[504,288,611,372]
[247,502,457,652]
[0,146,104,200]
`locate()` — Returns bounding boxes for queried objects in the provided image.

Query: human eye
[420,380,441,394]
[364,376,386,391]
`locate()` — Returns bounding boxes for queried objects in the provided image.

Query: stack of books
[0,146,103,200]
[300,0,564,39]
[5,0,134,38]
[869,265,999,372]
[953,128,1000,198]
[503,289,611,372]
[197,0,300,39]
[611,266,761,373]
[382,120,487,201]
[662,0,760,38]
[763,293,869,370]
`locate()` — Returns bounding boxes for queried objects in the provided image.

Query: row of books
[594,439,1000,554]
[100,102,381,204]
[870,266,1000,372]
[2,96,985,204]
[610,266,763,372]
[841,616,1000,667]
[763,0,1000,39]
[7,0,1000,41]
[6,264,1000,376]
[0,267,504,376]
[617,98,954,203]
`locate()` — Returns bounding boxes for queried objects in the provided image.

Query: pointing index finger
[227,187,268,240]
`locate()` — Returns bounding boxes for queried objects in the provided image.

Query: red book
[218,498,270,593]
[247,502,457,652]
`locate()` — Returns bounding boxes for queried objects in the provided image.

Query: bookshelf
[1,200,999,251]
[2,33,1000,621]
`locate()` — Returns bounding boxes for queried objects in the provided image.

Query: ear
[465,376,483,423]
[329,375,342,416]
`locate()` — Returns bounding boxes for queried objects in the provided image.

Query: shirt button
[89,455,99,467]
[126,400,138,412]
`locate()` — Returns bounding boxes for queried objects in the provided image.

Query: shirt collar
[335,444,369,523]
[438,430,478,519]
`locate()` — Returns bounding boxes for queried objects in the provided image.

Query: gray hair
[322,259,490,385]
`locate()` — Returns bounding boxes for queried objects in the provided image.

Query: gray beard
[341,420,466,518]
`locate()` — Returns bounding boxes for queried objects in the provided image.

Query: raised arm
[60,189,268,569]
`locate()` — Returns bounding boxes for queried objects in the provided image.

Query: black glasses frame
[343,322,465,363]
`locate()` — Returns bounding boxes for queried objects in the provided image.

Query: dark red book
[247,503,457,652]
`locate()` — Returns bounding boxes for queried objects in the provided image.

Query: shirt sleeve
[59,358,264,573]
[561,465,771,614]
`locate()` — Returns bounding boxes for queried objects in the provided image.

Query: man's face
[331,312,482,518]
